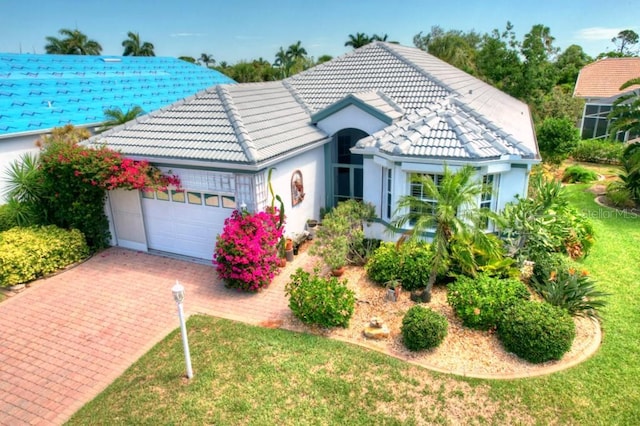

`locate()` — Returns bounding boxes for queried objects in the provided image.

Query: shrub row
[0,225,89,287]
[571,139,624,164]
[446,273,576,363]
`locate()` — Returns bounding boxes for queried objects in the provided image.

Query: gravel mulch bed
[279,252,601,379]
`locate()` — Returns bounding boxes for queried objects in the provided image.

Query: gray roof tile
[90,42,537,166]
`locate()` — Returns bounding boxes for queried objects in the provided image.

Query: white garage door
[141,189,236,261]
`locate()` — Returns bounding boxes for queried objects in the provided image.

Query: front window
[409,173,443,222]
[383,168,393,220]
[480,174,499,229]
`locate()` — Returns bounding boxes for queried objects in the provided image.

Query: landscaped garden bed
[278,258,601,378]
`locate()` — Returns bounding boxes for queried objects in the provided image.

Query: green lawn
[67,185,640,425]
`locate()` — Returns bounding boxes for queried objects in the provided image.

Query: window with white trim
[480,174,499,229]
[382,168,393,220]
[409,173,443,222]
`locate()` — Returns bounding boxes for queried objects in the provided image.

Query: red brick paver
[0,247,307,425]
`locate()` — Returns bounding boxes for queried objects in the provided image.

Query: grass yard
[67,184,640,425]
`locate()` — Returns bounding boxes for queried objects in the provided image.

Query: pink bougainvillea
[213,208,283,292]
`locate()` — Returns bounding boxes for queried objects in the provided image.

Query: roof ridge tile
[216,85,258,163]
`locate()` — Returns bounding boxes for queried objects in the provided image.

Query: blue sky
[1,0,637,63]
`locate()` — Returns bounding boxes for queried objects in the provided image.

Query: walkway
[0,247,310,425]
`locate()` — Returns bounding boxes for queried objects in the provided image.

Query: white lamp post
[172,281,193,379]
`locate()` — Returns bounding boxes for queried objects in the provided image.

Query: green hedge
[571,139,624,164]
[0,225,89,287]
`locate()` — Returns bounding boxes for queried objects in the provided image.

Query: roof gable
[354,98,535,160]
[574,57,640,99]
[0,53,234,137]
[310,91,404,125]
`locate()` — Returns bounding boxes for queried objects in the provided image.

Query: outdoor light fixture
[172,281,193,379]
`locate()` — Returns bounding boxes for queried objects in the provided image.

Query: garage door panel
[142,192,232,260]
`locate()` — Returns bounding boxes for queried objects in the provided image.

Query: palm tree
[372,33,389,42]
[122,32,155,56]
[608,77,640,139]
[391,165,499,302]
[45,28,102,55]
[96,106,144,133]
[286,41,307,61]
[345,32,373,49]
[273,47,292,78]
[199,53,215,68]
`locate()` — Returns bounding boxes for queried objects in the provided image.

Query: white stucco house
[89,42,540,261]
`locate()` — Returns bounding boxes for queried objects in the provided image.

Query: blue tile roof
[0,53,235,137]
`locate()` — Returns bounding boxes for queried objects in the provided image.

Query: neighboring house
[89,42,540,261]
[0,53,234,200]
[574,57,640,141]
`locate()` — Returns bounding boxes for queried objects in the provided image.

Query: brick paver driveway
[0,247,299,425]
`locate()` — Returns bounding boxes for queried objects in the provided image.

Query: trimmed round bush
[365,241,400,284]
[447,274,530,330]
[401,305,448,351]
[285,268,355,328]
[498,301,576,364]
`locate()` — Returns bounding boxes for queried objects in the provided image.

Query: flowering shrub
[214,209,283,291]
[29,125,181,249]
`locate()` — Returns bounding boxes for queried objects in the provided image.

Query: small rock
[369,317,384,328]
[364,325,390,339]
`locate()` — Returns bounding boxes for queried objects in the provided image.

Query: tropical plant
[365,241,401,284]
[273,47,292,78]
[199,53,215,68]
[607,144,640,205]
[500,173,594,263]
[530,267,608,319]
[214,209,283,291]
[391,165,501,302]
[447,274,530,330]
[345,33,373,49]
[122,32,155,56]
[401,306,448,351]
[96,106,145,133]
[285,268,355,328]
[2,153,45,226]
[497,301,576,364]
[286,41,307,61]
[44,28,102,55]
[608,77,640,140]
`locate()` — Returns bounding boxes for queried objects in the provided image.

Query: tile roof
[574,57,640,99]
[90,42,538,167]
[354,98,535,160]
[0,53,234,137]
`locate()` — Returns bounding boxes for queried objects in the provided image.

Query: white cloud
[170,33,206,38]
[575,27,622,41]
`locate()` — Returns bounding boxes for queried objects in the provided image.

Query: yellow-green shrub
[0,225,89,287]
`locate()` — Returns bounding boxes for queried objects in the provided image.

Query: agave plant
[530,267,609,319]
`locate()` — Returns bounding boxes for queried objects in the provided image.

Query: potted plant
[384,279,401,302]
[306,219,318,239]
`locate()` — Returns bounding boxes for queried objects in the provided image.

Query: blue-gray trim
[311,94,394,125]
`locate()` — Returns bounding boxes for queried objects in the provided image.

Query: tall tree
[345,32,373,49]
[45,28,102,55]
[391,165,499,302]
[475,23,522,96]
[286,41,307,61]
[554,44,592,87]
[608,77,640,139]
[414,26,480,73]
[273,46,292,78]
[612,29,639,56]
[96,106,144,133]
[517,24,559,110]
[199,53,215,68]
[122,32,155,56]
